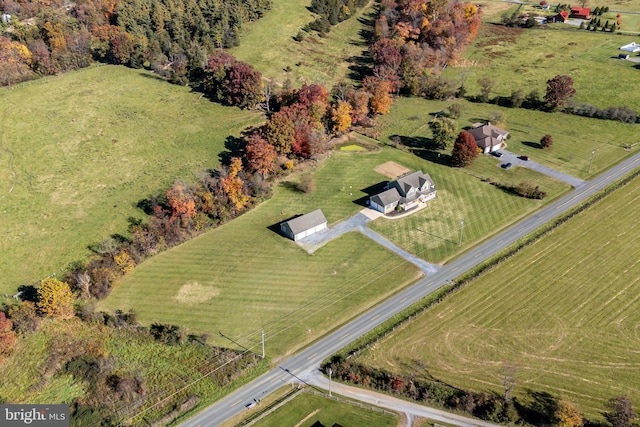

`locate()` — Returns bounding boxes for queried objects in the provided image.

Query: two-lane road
[181,152,640,427]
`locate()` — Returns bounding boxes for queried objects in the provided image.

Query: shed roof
[284,209,327,235]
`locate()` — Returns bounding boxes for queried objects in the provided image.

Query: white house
[280,209,327,241]
[468,123,509,153]
[370,171,436,214]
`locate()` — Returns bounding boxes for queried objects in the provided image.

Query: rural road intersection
[181,152,640,427]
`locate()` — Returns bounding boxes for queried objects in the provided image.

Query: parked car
[501,162,512,169]
[491,151,503,158]
[518,155,529,161]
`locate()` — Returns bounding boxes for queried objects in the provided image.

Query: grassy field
[250,391,398,427]
[99,138,575,356]
[0,65,262,294]
[357,175,640,420]
[379,97,637,179]
[231,0,375,87]
[444,24,640,111]
[99,148,428,357]
[0,318,268,424]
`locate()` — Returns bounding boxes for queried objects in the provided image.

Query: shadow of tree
[514,389,559,426]
[218,135,246,165]
[522,140,542,149]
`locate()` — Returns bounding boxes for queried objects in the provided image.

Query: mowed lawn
[0,65,262,293]
[231,0,375,87]
[250,392,398,427]
[100,139,576,356]
[444,25,640,111]
[357,175,640,420]
[99,149,428,357]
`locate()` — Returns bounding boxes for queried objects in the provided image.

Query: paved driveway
[494,150,586,188]
[297,210,440,276]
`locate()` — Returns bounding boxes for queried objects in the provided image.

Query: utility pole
[458,218,465,246]
[261,330,265,359]
[328,368,332,397]
[588,148,596,173]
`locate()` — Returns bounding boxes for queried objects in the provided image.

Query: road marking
[589,185,596,190]
[340,333,350,340]
[371,314,379,320]
[400,297,408,303]
[307,352,317,360]
[231,399,242,408]
[498,239,503,244]
[451,266,458,272]
[474,253,481,258]
[425,281,434,287]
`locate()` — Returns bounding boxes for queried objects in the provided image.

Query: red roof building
[570,7,591,19]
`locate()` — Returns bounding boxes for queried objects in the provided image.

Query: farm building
[620,42,640,53]
[549,11,569,23]
[468,123,509,153]
[570,7,591,19]
[280,209,327,241]
[370,171,436,214]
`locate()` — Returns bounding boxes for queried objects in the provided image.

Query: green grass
[252,391,398,427]
[356,175,640,421]
[379,97,637,179]
[231,0,375,87]
[99,149,430,357]
[0,65,262,294]
[0,317,269,424]
[444,25,640,111]
[339,144,366,151]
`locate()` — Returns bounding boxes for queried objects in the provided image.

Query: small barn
[619,53,630,60]
[281,209,328,241]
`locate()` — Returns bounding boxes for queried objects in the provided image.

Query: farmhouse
[280,209,328,241]
[569,7,591,19]
[620,42,640,53]
[370,170,436,214]
[468,123,509,153]
[550,11,569,23]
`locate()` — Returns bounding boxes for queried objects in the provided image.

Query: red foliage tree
[544,75,576,111]
[223,62,263,109]
[451,131,478,167]
[0,312,17,355]
[347,89,371,125]
[296,84,329,108]
[165,182,196,223]
[245,133,277,177]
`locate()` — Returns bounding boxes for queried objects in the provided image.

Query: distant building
[280,209,328,241]
[1,13,11,23]
[467,123,509,154]
[570,7,591,19]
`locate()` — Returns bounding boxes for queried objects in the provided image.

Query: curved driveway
[181,152,640,427]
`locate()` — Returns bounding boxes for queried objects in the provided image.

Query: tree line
[324,356,637,427]
[0,0,272,85]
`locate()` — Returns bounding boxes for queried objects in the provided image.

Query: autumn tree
[604,396,636,427]
[347,89,371,126]
[166,182,196,223]
[331,100,353,133]
[223,62,263,109]
[477,76,495,103]
[221,157,250,210]
[554,400,583,427]
[541,134,553,149]
[451,131,478,167]
[0,312,17,355]
[37,278,75,319]
[364,76,393,115]
[544,75,576,111]
[429,117,457,149]
[263,109,296,155]
[7,301,41,335]
[245,133,277,177]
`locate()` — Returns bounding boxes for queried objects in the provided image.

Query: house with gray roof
[281,209,328,241]
[369,171,436,214]
[468,123,509,153]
